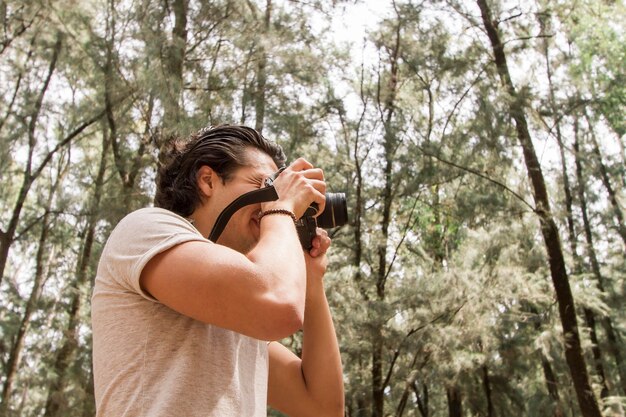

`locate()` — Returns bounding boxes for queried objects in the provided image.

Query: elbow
[255,293,304,341]
[262,274,305,340]
[267,300,304,340]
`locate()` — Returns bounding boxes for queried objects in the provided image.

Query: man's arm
[267,230,344,417]
[140,159,326,341]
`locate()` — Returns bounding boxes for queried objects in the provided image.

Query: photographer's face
[206,148,278,254]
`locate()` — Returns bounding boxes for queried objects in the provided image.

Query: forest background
[0,0,624,416]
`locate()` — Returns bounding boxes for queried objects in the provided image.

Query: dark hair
[155,125,286,217]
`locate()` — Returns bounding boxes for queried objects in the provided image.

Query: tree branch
[417,144,536,212]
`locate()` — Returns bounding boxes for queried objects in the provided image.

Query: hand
[263,158,326,219]
[305,228,331,281]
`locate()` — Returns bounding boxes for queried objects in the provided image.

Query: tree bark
[573,118,626,397]
[583,110,626,249]
[104,2,152,214]
[482,364,494,417]
[413,382,429,417]
[372,13,401,417]
[0,151,69,413]
[476,1,602,416]
[529,305,565,417]
[542,21,613,401]
[43,128,110,417]
[254,0,271,134]
[163,0,188,130]
[0,32,61,287]
[542,357,565,417]
[395,352,420,417]
[446,385,462,417]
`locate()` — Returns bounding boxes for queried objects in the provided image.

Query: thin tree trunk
[0,151,69,413]
[372,333,385,417]
[582,309,610,398]
[372,13,402,417]
[254,0,271,134]
[104,3,152,214]
[163,0,188,130]
[413,382,429,417]
[482,364,494,417]
[446,385,462,417]
[396,351,430,417]
[583,110,626,249]
[542,23,612,401]
[81,359,95,417]
[43,126,111,417]
[542,357,565,417]
[529,305,565,417]
[0,32,62,287]
[574,118,626,397]
[476,1,602,416]
[395,353,419,417]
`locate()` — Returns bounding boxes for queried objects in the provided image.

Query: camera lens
[316,193,348,228]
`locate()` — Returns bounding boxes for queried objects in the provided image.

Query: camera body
[296,193,348,250]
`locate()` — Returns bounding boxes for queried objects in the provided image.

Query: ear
[196,165,215,198]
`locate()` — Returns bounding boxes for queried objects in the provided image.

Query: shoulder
[102,207,208,266]
[118,207,195,229]
[97,207,209,297]
[111,207,200,240]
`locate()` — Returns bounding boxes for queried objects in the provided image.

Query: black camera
[296,193,348,250]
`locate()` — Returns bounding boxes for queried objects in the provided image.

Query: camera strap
[207,186,279,242]
[207,167,286,242]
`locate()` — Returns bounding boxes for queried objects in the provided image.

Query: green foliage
[0,0,624,416]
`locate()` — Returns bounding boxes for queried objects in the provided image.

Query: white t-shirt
[91,207,269,417]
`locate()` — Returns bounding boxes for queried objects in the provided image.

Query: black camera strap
[207,186,279,242]
[207,167,286,243]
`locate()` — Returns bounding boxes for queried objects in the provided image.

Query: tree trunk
[395,352,421,417]
[446,385,462,417]
[104,2,152,214]
[482,364,494,417]
[254,0,271,134]
[529,305,565,417]
[582,309,610,398]
[372,330,385,417]
[542,357,565,417]
[0,151,68,413]
[0,32,62,286]
[573,118,626,396]
[413,382,429,417]
[476,1,602,416]
[583,110,626,249]
[43,125,111,417]
[163,0,188,130]
[372,16,402,417]
[544,25,612,400]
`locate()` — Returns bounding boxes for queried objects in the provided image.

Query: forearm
[247,214,306,303]
[300,278,344,415]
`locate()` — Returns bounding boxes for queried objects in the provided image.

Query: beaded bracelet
[258,209,297,223]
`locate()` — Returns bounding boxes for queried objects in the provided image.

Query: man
[91,125,344,416]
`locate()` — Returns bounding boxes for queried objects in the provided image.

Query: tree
[475,1,602,415]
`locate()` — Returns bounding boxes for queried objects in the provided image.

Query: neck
[188,206,217,238]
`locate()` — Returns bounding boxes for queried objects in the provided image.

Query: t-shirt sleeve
[100,208,210,301]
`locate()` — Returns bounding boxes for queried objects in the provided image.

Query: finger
[309,230,331,257]
[307,179,327,195]
[308,236,323,257]
[315,228,331,252]
[289,157,314,171]
[301,168,325,181]
[309,186,326,215]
